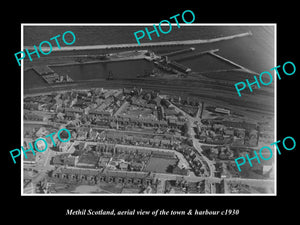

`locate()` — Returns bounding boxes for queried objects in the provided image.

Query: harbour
[23,26,275,119]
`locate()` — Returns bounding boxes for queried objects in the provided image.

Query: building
[168,61,192,74]
[89,109,112,117]
[98,157,111,168]
[24,102,41,111]
[157,106,165,120]
[51,167,156,186]
[215,107,230,115]
[222,120,257,130]
[24,112,44,121]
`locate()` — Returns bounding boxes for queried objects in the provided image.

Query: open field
[144,157,178,173]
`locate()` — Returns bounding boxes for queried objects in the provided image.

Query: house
[119,162,129,171]
[150,138,161,147]
[224,129,234,136]
[88,129,98,140]
[130,161,144,171]
[24,102,41,111]
[151,96,162,105]
[107,160,118,170]
[24,112,44,121]
[76,129,88,140]
[161,139,171,147]
[232,137,244,146]
[65,155,77,167]
[58,141,72,152]
[64,107,84,114]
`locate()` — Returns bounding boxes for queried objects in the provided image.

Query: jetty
[24,31,252,52]
[32,65,73,84]
[161,47,195,57]
[209,51,259,75]
[170,49,219,61]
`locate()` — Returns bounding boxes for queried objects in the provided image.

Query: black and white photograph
[3,4,298,224]
[21,24,276,196]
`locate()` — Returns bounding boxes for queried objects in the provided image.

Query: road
[169,101,216,178]
[153,172,274,187]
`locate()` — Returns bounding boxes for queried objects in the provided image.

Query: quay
[170,49,219,61]
[32,65,73,84]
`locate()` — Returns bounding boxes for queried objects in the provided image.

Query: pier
[24,31,252,52]
[171,49,220,61]
[32,65,55,75]
[209,51,259,75]
[32,65,73,84]
[165,48,260,76]
[161,47,195,57]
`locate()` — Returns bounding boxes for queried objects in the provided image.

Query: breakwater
[24,31,252,52]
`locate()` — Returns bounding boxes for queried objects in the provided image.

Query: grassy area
[99,183,124,193]
[144,157,177,173]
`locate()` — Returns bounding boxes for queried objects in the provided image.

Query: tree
[166,165,174,173]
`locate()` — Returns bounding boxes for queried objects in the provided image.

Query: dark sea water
[24,25,274,90]
[24,26,251,46]
[24,69,48,88]
[50,59,155,80]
